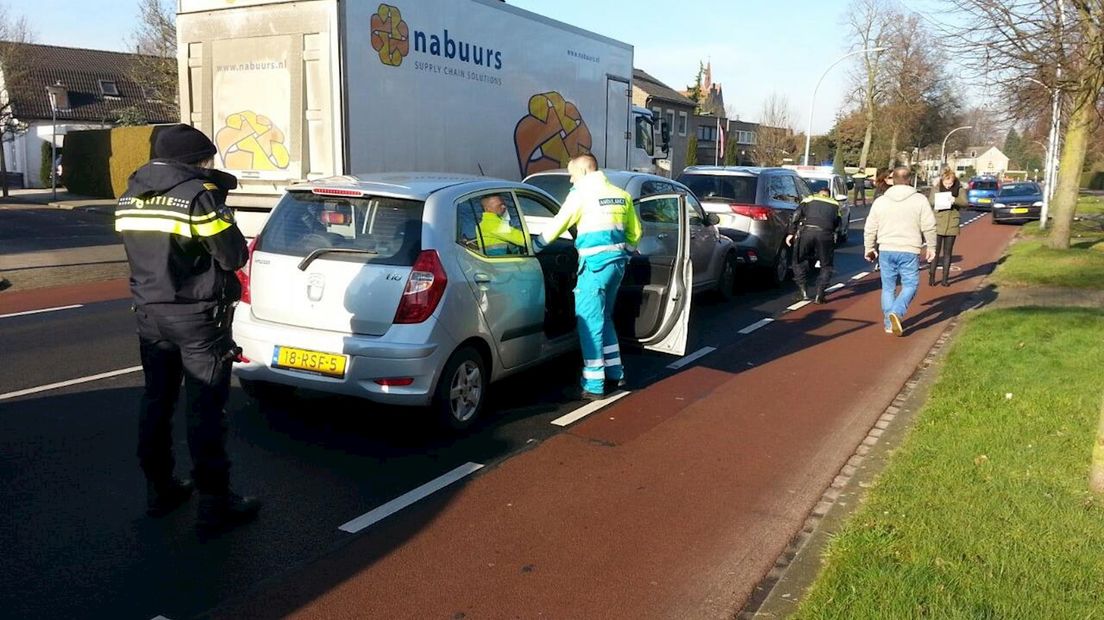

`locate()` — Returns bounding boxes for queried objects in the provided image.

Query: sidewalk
[212,219,1018,618]
[0,187,117,211]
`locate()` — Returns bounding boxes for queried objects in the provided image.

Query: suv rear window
[972,180,999,190]
[678,174,757,204]
[802,178,830,193]
[258,191,423,266]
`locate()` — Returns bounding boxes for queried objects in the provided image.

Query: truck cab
[630,106,670,174]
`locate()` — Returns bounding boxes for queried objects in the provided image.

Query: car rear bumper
[231,307,449,407]
[992,205,1041,223]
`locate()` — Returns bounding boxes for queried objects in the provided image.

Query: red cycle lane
[215,217,1017,619]
[0,278,129,315]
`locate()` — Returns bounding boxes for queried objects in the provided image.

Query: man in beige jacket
[863,167,937,336]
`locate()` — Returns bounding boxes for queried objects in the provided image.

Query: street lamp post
[1023,76,1062,229]
[803,47,889,166]
[45,83,67,202]
[940,125,973,172]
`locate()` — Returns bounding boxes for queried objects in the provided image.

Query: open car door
[615,192,693,356]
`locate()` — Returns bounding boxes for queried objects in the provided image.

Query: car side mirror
[846,180,854,190]
[706,213,720,226]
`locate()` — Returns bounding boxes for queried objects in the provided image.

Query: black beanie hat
[154,124,218,164]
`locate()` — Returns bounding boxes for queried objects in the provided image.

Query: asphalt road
[0,206,118,254]
[0,206,983,619]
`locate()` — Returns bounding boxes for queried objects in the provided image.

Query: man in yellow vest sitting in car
[478,194,526,256]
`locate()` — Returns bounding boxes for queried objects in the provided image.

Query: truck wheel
[238,378,295,402]
[714,253,739,301]
[432,346,487,432]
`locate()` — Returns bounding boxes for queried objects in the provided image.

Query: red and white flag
[715,117,725,165]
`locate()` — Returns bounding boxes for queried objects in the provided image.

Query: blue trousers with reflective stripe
[575,259,626,395]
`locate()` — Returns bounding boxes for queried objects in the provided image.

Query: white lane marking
[738,318,774,334]
[826,283,845,292]
[667,346,717,370]
[338,462,484,534]
[151,616,172,620]
[0,366,142,401]
[550,390,632,427]
[851,271,870,280]
[0,304,83,319]
[851,217,866,222]
[787,300,811,311]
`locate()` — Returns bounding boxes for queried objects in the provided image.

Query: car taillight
[729,204,772,221]
[237,236,259,304]
[969,181,976,190]
[393,250,448,324]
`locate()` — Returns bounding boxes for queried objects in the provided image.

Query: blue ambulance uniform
[537,171,642,396]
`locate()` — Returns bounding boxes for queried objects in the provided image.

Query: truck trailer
[177,0,668,235]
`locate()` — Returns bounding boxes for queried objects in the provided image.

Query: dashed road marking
[787,300,811,311]
[0,366,143,401]
[667,346,717,370]
[338,462,485,534]
[551,390,632,427]
[826,283,845,292]
[0,304,83,319]
[738,318,774,334]
[851,271,870,280]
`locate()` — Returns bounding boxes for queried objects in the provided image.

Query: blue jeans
[575,259,626,394]
[878,251,920,330]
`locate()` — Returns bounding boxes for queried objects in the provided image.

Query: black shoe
[813,293,826,304]
[797,285,810,301]
[941,279,950,287]
[580,390,605,401]
[196,492,261,535]
[928,273,936,286]
[605,377,627,391]
[0,278,11,292]
[146,478,194,518]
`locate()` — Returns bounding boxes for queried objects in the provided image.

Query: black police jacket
[116,160,248,314]
[788,196,842,236]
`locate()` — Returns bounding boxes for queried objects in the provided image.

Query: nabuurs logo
[370,3,503,70]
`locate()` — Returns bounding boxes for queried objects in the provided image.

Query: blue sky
[8,0,944,133]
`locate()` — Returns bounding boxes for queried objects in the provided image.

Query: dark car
[966,176,1001,209]
[992,182,1044,224]
[676,166,812,286]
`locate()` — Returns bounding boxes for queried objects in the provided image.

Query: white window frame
[677,111,688,136]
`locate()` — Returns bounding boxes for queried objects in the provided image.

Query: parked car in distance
[675,166,811,287]
[232,174,692,430]
[523,170,740,299]
[785,165,853,245]
[967,176,1001,209]
[992,182,1044,224]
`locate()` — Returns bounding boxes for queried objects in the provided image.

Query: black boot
[146,478,194,518]
[797,284,810,301]
[928,268,936,286]
[813,291,827,304]
[196,492,261,535]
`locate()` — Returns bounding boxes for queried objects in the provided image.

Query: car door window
[456,192,529,257]
[685,193,707,226]
[640,180,678,198]
[515,192,569,241]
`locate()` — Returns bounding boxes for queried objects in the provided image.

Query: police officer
[116,124,260,534]
[787,187,842,303]
[536,154,641,400]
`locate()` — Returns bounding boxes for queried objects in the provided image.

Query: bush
[39,140,59,187]
[62,125,168,198]
[1081,171,1104,190]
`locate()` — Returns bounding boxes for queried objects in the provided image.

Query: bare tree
[845,0,892,170]
[945,0,1104,250]
[0,2,34,197]
[131,0,177,106]
[753,92,796,166]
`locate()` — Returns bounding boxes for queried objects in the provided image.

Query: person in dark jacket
[116,124,260,534]
[927,168,966,286]
[787,187,843,303]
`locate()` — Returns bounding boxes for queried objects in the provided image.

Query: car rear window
[678,174,758,204]
[257,191,423,266]
[802,178,830,193]
[999,184,1040,197]
[525,175,572,204]
[973,180,999,190]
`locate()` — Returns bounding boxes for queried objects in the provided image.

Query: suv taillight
[729,204,772,221]
[969,181,977,190]
[394,250,448,324]
[237,236,259,304]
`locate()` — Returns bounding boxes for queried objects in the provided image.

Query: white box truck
[177,0,669,235]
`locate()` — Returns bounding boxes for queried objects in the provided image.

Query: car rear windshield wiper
[298,248,379,271]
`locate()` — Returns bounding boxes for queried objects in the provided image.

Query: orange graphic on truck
[371,4,409,67]
[215,111,292,171]
[514,91,592,177]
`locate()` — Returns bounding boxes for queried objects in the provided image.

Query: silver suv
[676,166,812,287]
[524,170,740,299]
[232,174,692,430]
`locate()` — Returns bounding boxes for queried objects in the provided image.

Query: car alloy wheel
[449,360,483,423]
[433,346,487,432]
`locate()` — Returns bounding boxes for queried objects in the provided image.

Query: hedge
[62,125,170,198]
[1082,170,1104,190]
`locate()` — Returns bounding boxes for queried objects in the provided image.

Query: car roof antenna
[477,163,485,176]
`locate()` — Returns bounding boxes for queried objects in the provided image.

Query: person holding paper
[928,169,966,287]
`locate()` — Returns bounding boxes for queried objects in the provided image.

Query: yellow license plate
[979,198,992,203]
[1010,208,1029,214]
[272,346,347,378]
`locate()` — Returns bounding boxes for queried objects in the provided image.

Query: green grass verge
[794,308,1104,619]
[993,196,1104,290]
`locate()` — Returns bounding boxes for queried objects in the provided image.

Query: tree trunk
[1046,97,1094,250]
[887,129,899,170]
[859,109,874,171]
[1091,393,1104,495]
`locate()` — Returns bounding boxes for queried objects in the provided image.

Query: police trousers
[791,230,836,295]
[135,306,235,495]
[575,259,626,395]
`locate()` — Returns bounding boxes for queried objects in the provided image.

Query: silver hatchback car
[232,174,692,430]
